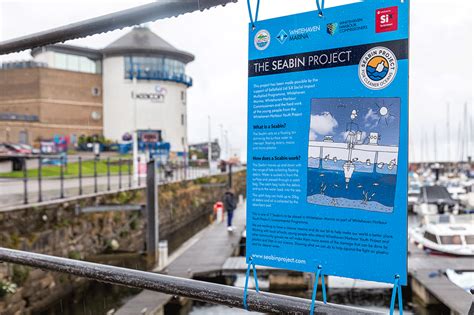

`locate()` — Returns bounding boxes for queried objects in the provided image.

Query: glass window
[439,235,463,245]
[54,53,67,70]
[52,52,99,74]
[67,55,79,71]
[124,56,186,82]
[423,232,438,244]
[464,235,474,245]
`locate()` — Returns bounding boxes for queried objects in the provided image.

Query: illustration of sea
[307,163,396,213]
[308,157,398,174]
[307,97,400,213]
[367,65,388,81]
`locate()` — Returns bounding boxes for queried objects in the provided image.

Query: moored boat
[409,214,474,256]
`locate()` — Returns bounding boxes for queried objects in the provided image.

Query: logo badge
[326,23,338,35]
[276,29,288,44]
[376,6,398,33]
[358,46,397,90]
[254,30,270,50]
[155,85,167,95]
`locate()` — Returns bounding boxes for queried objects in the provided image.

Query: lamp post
[208,115,212,175]
[224,130,229,160]
[132,64,139,184]
[219,124,224,160]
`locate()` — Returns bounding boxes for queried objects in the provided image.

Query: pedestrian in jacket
[223,189,237,231]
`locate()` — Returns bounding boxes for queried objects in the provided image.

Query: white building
[102,27,194,154]
[29,27,194,155]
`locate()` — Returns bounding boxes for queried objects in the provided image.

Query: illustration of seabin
[307,98,400,213]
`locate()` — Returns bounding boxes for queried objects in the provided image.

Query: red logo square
[376,6,398,33]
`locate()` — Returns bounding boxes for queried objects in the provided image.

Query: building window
[53,52,100,74]
[19,130,28,144]
[181,114,185,126]
[124,56,191,86]
[181,137,185,145]
[181,91,186,104]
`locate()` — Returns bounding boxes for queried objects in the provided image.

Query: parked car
[19,144,39,154]
[3,143,31,154]
[0,144,15,161]
[0,143,12,155]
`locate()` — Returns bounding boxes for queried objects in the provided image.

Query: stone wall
[0,170,246,314]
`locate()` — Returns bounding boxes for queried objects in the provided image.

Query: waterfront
[0,0,472,314]
[26,208,469,315]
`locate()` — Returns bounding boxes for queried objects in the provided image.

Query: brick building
[0,64,103,145]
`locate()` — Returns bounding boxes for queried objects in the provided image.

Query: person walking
[223,189,237,232]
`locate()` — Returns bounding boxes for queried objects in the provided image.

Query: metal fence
[0,154,237,208]
[0,247,379,315]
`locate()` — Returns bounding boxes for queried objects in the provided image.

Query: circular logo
[358,46,397,90]
[254,30,270,50]
[155,85,167,95]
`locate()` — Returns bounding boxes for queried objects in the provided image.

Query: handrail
[0,0,237,55]
[0,247,381,314]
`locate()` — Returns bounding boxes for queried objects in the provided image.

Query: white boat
[459,192,474,213]
[409,214,474,256]
[413,203,438,216]
[408,182,421,212]
[446,184,467,201]
[446,269,474,293]
[413,185,457,216]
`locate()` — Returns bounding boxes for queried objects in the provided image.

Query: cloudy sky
[1,0,472,162]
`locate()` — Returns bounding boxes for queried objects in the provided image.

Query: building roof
[30,27,194,64]
[102,27,194,63]
[31,44,102,60]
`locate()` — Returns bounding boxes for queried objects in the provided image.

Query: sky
[0,0,472,162]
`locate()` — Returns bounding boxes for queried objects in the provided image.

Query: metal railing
[0,0,237,55]
[0,154,237,208]
[0,247,380,315]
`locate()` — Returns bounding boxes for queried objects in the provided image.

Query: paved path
[116,203,246,315]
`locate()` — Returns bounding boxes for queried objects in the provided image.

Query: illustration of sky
[310,98,400,146]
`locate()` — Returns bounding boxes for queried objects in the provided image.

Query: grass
[0,159,132,179]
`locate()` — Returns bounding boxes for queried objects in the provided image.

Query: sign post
[247,0,409,286]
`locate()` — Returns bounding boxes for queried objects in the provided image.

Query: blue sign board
[247,0,408,284]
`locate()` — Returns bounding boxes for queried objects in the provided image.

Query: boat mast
[467,104,474,162]
[446,103,450,162]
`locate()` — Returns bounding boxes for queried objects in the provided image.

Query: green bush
[68,251,82,260]
[129,218,138,230]
[0,280,17,298]
[12,265,29,286]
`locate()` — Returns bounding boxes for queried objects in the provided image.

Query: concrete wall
[102,56,188,152]
[0,170,245,314]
